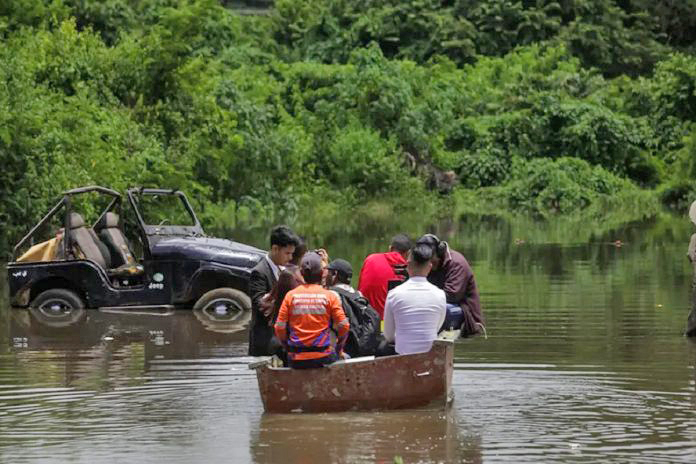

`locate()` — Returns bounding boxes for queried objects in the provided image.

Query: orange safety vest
[274,284,350,361]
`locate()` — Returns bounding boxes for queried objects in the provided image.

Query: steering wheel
[158,219,170,226]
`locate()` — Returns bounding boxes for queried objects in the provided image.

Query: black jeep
[6,186,264,314]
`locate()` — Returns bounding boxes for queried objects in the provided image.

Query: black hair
[290,236,307,266]
[260,267,301,325]
[416,234,447,258]
[390,233,412,253]
[270,225,298,248]
[410,243,433,265]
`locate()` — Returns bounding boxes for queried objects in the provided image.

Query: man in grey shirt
[384,243,446,354]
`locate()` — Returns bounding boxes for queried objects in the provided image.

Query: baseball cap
[300,252,323,276]
[327,258,353,278]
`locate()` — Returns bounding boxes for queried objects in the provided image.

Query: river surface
[1,212,696,463]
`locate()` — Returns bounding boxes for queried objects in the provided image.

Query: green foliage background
[1,0,696,253]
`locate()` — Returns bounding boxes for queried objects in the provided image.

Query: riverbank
[2,1,695,255]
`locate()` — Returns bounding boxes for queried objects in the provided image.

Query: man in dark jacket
[248,225,299,356]
[417,234,484,337]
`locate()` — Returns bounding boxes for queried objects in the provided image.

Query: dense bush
[500,157,632,215]
[2,0,696,254]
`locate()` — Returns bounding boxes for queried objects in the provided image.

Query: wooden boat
[250,337,455,413]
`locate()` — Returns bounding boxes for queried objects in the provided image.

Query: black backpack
[331,286,381,357]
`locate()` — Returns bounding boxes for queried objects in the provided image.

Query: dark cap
[300,252,323,277]
[327,258,353,278]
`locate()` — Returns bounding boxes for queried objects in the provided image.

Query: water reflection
[251,409,479,464]
[9,307,250,390]
[2,212,696,463]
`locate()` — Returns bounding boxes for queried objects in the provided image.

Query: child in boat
[274,252,350,369]
[686,200,696,336]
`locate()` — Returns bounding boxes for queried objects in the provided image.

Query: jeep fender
[186,263,250,304]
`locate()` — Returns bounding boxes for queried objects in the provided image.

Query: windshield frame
[127,188,204,243]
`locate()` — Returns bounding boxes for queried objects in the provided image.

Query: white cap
[690,200,696,225]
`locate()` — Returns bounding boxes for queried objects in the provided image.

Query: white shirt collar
[265,253,280,280]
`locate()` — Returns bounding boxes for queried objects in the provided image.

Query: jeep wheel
[30,289,86,326]
[193,288,250,315]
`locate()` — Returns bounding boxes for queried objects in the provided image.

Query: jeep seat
[96,212,136,267]
[68,212,111,269]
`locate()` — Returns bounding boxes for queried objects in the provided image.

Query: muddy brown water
[1,213,696,463]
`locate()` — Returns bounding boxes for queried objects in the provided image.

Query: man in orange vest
[275,252,350,369]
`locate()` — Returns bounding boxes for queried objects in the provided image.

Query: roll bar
[12,186,122,261]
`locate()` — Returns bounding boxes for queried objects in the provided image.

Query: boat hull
[254,339,454,413]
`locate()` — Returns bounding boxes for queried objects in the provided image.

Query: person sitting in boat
[288,236,307,267]
[259,265,304,362]
[326,258,381,357]
[358,234,412,319]
[686,200,696,337]
[383,243,446,355]
[248,225,300,356]
[416,234,484,337]
[274,252,350,369]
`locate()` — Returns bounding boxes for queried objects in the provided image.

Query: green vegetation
[1,0,695,254]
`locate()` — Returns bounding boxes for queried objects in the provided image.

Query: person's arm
[274,294,290,344]
[249,269,269,313]
[442,261,467,304]
[446,260,484,327]
[329,293,350,355]
[383,293,396,343]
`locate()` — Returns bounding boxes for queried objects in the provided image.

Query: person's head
[300,252,324,284]
[326,258,353,286]
[261,266,301,322]
[408,243,433,277]
[690,200,696,226]
[290,236,307,266]
[416,233,447,270]
[389,233,412,259]
[269,225,298,266]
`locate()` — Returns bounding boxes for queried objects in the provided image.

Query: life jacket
[331,286,381,357]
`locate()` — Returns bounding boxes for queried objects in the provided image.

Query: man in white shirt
[383,243,446,355]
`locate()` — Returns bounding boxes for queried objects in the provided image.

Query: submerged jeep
[6,186,264,313]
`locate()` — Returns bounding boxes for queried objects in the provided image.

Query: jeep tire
[193,288,251,313]
[30,288,86,320]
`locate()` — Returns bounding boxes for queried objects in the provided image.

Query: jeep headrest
[97,212,120,229]
[68,213,86,229]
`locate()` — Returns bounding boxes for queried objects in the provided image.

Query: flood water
[1,212,696,463]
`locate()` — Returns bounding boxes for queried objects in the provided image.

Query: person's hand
[315,248,329,267]
[339,351,350,360]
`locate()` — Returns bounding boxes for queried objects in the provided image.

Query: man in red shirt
[275,252,350,369]
[357,234,411,319]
